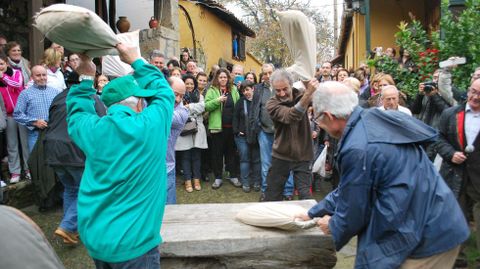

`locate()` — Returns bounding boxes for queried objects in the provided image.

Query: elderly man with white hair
[378,85,412,116]
[298,81,469,268]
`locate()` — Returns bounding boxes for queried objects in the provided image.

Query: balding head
[381,85,400,110]
[468,78,480,112]
[169,76,186,105]
[31,65,48,86]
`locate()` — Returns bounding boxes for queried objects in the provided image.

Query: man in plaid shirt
[14,65,60,151]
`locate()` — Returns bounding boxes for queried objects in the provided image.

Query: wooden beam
[109,0,117,33]
[29,0,44,65]
[95,0,108,23]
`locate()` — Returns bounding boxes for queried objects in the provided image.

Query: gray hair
[262,63,275,72]
[116,96,140,109]
[232,64,244,73]
[312,81,358,119]
[381,85,399,96]
[270,69,293,87]
[150,50,165,60]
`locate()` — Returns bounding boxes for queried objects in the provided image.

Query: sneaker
[10,174,20,184]
[0,180,6,188]
[25,171,32,182]
[242,185,251,193]
[212,179,223,189]
[253,184,261,192]
[259,192,266,202]
[229,177,242,187]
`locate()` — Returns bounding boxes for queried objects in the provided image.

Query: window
[232,32,246,61]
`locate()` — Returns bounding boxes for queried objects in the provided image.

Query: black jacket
[435,103,480,198]
[233,97,251,135]
[410,93,451,128]
[44,90,106,167]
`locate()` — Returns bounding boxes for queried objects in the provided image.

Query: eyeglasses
[313,112,325,125]
[469,88,480,96]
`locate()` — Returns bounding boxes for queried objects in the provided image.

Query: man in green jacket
[66,44,174,268]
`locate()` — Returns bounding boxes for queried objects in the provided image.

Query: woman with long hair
[244,72,258,84]
[0,50,29,183]
[204,68,240,189]
[5,42,30,87]
[175,74,208,192]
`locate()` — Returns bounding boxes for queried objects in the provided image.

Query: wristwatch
[79,75,95,81]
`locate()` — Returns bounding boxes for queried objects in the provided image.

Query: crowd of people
[0,29,479,268]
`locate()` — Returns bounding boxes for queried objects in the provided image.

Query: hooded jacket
[308,107,469,268]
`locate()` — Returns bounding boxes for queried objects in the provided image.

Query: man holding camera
[411,70,452,129]
[411,69,453,160]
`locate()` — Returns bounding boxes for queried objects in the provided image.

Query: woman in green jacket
[204,68,240,189]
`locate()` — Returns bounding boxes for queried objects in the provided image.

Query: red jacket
[0,67,24,115]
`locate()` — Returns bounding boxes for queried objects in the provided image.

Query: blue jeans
[234,135,261,187]
[27,129,39,152]
[258,130,294,195]
[93,247,160,269]
[166,169,176,204]
[54,166,83,233]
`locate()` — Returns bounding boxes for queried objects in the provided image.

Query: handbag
[180,116,198,136]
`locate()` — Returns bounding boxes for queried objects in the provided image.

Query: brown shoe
[185,180,193,193]
[54,228,79,245]
[193,179,201,191]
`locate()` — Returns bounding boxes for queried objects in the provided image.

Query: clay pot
[149,17,159,29]
[116,16,131,33]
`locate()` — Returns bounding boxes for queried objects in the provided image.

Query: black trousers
[264,157,312,201]
[210,127,239,179]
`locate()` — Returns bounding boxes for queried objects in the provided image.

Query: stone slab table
[160,199,337,269]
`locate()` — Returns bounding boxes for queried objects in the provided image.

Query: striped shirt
[13,83,60,130]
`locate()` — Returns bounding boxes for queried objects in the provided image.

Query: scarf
[8,57,30,86]
[183,88,200,104]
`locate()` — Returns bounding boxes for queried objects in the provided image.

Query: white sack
[276,10,317,81]
[236,203,319,231]
[34,4,119,57]
[313,144,328,177]
[102,31,141,77]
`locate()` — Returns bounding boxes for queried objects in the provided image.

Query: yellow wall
[178,0,262,74]
[343,0,427,70]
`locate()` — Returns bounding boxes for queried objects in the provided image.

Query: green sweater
[204,85,239,130]
[66,59,174,262]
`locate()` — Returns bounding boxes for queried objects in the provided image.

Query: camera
[423,81,437,94]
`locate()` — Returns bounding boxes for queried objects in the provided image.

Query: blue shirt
[166,103,188,172]
[13,83,60,129]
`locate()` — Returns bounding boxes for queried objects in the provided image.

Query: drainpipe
[364,0,371,59]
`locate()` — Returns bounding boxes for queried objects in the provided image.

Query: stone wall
[139,26,179,60]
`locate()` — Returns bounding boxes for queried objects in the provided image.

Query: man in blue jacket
[299,81,469,268]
